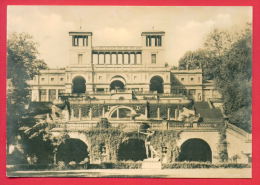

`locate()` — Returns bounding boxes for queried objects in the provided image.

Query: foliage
[96,118,111,128]
[178,24,252,132]
[150,130,181,163]
[89,161,142,169]
[7,32,48,145]
[218,124,228,162]
[162,161,250,169]
[19,120,68,165]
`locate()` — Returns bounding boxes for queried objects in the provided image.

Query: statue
[139,127,159,160]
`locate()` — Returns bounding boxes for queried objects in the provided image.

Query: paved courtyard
[7,168,251,178]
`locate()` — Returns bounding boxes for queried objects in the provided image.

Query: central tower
[141,31,165,67]
[69,31,93,67]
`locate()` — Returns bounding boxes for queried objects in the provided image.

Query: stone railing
[92,46,142,51]
[226,122,252,140]
[51,120,219,132]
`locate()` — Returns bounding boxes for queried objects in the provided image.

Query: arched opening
[178,138,212,162]
[72,76,86,94]
[110,80,125,91]
[111,107,132,119]
[150,76,164,93]
[56,138,89,164]
[118,139,146,161]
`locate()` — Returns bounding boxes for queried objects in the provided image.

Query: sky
[7,6,252,68]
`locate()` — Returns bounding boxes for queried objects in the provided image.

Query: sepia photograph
[6,6,252,178]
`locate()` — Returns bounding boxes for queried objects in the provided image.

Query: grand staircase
[194,102,223,122]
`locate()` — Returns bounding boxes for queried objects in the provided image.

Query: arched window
[110,80,125,91]
[150,76,164,93]
[72,76,86,93]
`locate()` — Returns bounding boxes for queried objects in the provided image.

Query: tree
[7,32,48,146]
[178,24,252,132]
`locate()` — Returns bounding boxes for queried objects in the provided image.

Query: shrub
[68,161,77,169]
[88,161,142,169]
[56,161,66,170]
[162,162,251,169]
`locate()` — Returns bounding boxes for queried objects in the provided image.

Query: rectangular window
[96,88,104,92]
[189,89,196,95]
[58,89,65,96]
[49,89,56,102]
[78,54,83,64]
[39,89,47,102]
[151,54,156,64]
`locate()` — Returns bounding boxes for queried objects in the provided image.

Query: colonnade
[92,51,142,65]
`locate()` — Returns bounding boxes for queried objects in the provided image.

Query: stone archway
[56,138,89,164]
[72,76,86,93]
[110,80,125,91]
[178,138,212,162]
[110,75,126,91]
[118,139,146,161]
[150,76,164,93]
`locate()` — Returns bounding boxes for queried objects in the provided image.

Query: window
[58,89,65,96]
[60,78,64,81]
[189,89,196,95]
[98,76,102,80]
[51,78,54,81]
[181,78,184,81]
[49,89,56,101]
[39,89,47,102]
[151,54,156,64]
[97,88,104,92]
[41,78,45,81]
[190,77,194,81]
[78,54,83,64]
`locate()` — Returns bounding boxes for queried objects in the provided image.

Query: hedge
[162,162,251,169]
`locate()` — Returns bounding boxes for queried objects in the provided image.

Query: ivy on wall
[77,128,182,163]
[217,123,228,162]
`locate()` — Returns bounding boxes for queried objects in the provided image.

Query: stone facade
[29,30,221,103]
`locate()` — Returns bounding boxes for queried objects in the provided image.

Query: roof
[141,31,165,36]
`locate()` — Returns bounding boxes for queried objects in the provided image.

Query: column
[167,108,170,120]
[157,107,160,119]
[102,107,105,117]
[104,53,106,64]
[117,108,119,119]
[71,108,74,120]
[145,106,148,118]
[55,89,58,100]
[89,108,92,120]
[110,53,112,64]
[175,109,179,120]
[79,108,82,120]
[116,53,118,64]
[46,89,49,102]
